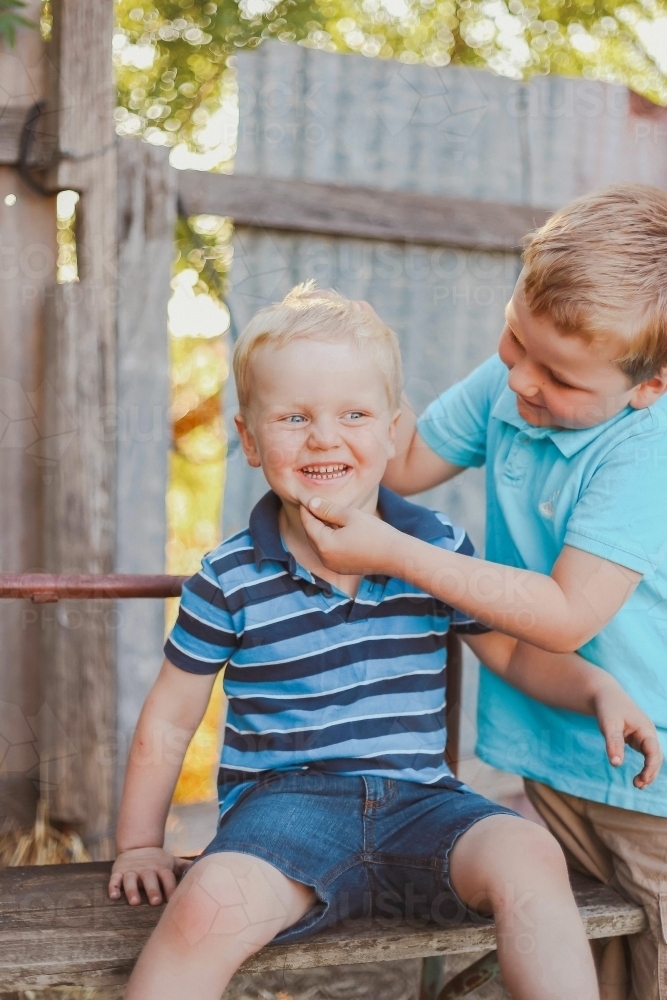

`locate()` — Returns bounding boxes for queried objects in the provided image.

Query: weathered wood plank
[115,139,176,806]
[177,171,552,251]
[0,0,57,829]
[40,0,118,860]
[0,863,647,991]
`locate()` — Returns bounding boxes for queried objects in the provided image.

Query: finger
[307,497,349,526]
[600,720,625,767]
[299,505,334,544]
[157,866,178,901]
[122,871,142,906]
[108,871,124,900]
[630,733,663,788]
[139,869,164,906]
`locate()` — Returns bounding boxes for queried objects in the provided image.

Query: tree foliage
[114,0,666,157]
[0,0,34,46]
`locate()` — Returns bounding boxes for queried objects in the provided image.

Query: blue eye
[284,414,306,423]
[347,411,364,420]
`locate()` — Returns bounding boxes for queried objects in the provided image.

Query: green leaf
[0,0,35,47]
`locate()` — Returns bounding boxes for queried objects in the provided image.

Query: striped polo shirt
[165,487,486,816]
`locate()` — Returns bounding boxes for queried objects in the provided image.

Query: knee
[489,820,569,891]
[160,858,269,958]
[517,823,567,876]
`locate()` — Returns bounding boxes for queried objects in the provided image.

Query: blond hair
[233,282,403,410]
[522,184,667,384]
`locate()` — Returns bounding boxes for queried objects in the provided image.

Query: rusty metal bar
[0,574,188,603]
[437,951,500,999]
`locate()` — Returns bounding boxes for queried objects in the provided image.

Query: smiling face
[498,274,667,429]
[234,337,400,515]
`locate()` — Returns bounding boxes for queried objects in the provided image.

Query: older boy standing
[302,185,667,1000]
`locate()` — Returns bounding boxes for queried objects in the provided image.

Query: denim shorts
[197,770,517,943]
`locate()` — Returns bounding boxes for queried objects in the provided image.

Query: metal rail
[0,574,187,603]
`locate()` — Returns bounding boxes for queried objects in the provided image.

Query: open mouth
[300,464,351,481]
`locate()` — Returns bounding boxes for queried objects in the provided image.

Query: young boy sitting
[110,284,659,1000]
[300,185,667,1000]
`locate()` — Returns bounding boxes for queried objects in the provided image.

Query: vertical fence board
[115,140,174,797]
[0,0,57,826]
[41,0,118,858]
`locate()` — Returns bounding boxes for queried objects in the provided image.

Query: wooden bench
[0,581,650,998]
[0,861,648,996]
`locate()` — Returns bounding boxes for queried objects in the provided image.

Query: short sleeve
[417,354,506,469]
[432,513,491,634]
[164,555,239,674]
[564,422,667,576]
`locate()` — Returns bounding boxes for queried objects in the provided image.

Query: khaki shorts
[525,779,667,1000]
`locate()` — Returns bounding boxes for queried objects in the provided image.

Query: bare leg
[450,815,599,1000]
[124,852,317,1000]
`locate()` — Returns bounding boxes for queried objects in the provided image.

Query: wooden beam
[178,171,552,251]
[0,117,552,251]
[40,0,118,861]
[0,863,648,992]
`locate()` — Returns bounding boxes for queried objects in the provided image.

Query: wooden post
[0,1,57,827]
[115,138,174,803]
[40,0,118,859]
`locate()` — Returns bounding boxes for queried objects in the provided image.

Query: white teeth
[300,463,349,480]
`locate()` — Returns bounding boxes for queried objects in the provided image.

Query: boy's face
[235,337,399,514]
[498,274,664,429]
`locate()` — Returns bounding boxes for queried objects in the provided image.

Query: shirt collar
[249,490,290,568]
[490,382,636,458]
[249,485,447,570]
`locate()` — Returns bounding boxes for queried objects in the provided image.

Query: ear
[234,412,262,468]
[628,366,667,411]
[385,408,402,459]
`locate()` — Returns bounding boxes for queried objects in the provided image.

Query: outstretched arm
[108,659,217,905]
[382,396,465,495]
[466,632,662,788]
[300,499,640,653]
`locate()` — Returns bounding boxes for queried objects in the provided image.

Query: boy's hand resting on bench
[109,660,218,907]
[109,847,191,906]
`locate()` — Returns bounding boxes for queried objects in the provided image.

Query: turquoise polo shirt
[418,354,667,816]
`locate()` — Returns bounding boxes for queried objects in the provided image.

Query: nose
[307,413,341,450]
[507,356,542,399]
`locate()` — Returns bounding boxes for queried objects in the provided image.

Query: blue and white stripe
[165,487,486,816]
